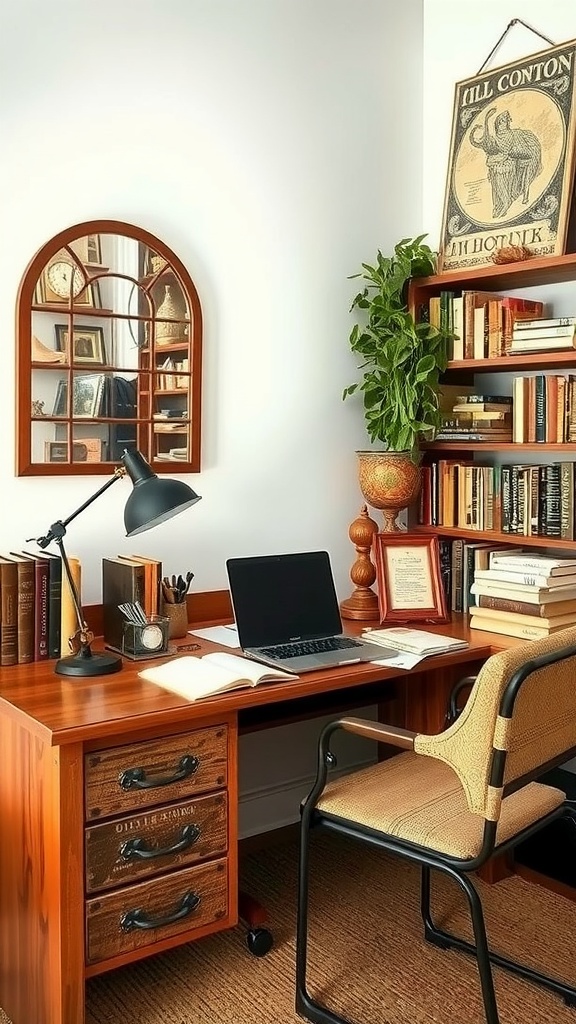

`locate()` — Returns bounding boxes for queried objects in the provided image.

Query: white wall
[0,0,424,605]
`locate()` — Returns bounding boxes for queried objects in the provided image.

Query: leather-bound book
[0,556,18,666]
[21,552,50,660]
[102,557,146,652]
[7,554,35,664]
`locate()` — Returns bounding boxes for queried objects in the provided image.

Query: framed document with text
[374,534,448,624]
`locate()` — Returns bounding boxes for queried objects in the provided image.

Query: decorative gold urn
[357,450,421,532]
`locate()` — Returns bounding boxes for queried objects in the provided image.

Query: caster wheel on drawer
[246,926,273,957]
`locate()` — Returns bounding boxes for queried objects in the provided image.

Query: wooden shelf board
[414,252,576,291]
[32,304,114,316]
[422,442,576,452]
[446,351,576,372]
[413,524,575,549]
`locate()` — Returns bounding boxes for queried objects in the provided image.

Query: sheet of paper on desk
[370,651,425,670]
[188,625,240,648]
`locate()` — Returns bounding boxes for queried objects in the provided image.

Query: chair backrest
[414,626,576,820]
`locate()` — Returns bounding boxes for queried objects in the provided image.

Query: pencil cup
[162,600,189,639]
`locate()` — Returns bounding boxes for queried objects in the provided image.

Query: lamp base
[55,643,122,677]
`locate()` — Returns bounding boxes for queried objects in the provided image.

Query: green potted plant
[343,235,452,531]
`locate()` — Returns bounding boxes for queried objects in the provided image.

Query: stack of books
[469,551,576,640]
[511,316,576,354]
[435,393,513,443]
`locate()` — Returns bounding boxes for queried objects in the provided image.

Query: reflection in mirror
[19,221,202,474]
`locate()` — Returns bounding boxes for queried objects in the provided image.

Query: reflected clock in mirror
[39,251,97,307]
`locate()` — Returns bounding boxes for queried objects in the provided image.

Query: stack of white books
[469,552,576,640]
[510,316,576,354]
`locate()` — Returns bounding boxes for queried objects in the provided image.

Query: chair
[296,627,576,1024]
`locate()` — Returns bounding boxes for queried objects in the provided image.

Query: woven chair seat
[316,752,564,860]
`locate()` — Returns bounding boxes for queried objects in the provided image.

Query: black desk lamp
[29,449,201,678]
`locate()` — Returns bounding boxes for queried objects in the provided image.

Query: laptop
[225,550,397,673]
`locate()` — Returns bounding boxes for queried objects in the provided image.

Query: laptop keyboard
[260,636,362,659]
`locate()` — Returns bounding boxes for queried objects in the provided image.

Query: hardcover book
[102,556,146,652]
[7,554,35,664]
[0,556,18,666]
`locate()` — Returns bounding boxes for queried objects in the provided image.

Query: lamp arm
[31,467,126,549]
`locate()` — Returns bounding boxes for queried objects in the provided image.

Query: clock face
[46,260,85,300]
[140,623,165,651]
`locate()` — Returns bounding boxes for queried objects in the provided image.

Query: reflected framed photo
[51,374,105,418]
[374,534,448,624]
[44,439,103,464]
[55,324,106,365]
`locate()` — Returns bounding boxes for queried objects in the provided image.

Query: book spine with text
[0,559,18,666]
[477,594,576,617]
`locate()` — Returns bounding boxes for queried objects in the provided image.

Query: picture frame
[44,439,103,464]
[51,374,106,419]
[70,234,102,265]
[373,534,448,624]
[55,324,106,365]
[439,38,576,272]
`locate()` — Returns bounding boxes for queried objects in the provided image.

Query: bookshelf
[409,253,576,552]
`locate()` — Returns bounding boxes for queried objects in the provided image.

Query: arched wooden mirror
[17,220,202,475]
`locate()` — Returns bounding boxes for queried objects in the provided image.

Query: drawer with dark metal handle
[85,725,228,821]
[121,889,201,931]
[86,857,229,964]
[119,754,199,791]
[85,793,227,892]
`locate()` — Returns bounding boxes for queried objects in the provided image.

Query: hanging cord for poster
[477,19,556,74]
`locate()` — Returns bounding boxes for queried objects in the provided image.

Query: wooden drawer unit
[86,858,228,963]
[85,724,228,820]
[86,792,228,893]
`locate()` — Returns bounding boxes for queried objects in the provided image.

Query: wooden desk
[0,618,495,1024]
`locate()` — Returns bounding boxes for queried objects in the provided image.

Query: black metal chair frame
[296,642,576,1024]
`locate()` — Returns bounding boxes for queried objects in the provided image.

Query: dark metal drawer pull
[120,823,201,861]
[120,890,201,932]
[118,754,199,791]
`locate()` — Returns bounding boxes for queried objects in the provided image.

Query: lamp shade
[122,449,202,537]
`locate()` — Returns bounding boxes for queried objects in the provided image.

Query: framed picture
[44,440,103,463]
[55,324,106,365]
[51,374,106,418]
[373,534,448,624]
[439,38,576,272]
[70,234,102,265]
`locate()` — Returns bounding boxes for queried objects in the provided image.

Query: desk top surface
[0,618,503,746]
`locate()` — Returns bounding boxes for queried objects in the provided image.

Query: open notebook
[139,652,297,701]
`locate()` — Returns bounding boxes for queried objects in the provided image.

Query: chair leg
[421,856,576,1011]
[295,818,352,1024]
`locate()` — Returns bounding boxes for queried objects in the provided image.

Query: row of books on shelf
[420,460,574,539]
[423,286,576,360]
[435,378,576,445]
[511,375,576,444]
[423,290,545,360]
[436,393,512,442]
[439,543,576,641]
[0,551,162,667]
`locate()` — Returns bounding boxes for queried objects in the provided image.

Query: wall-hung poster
[439,39,576,272]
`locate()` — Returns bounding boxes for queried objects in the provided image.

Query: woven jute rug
[2,832,575,1023]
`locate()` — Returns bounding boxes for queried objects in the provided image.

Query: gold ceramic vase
[357,450,421,532]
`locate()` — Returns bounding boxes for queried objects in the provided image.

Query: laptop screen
[226,551,343,648]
